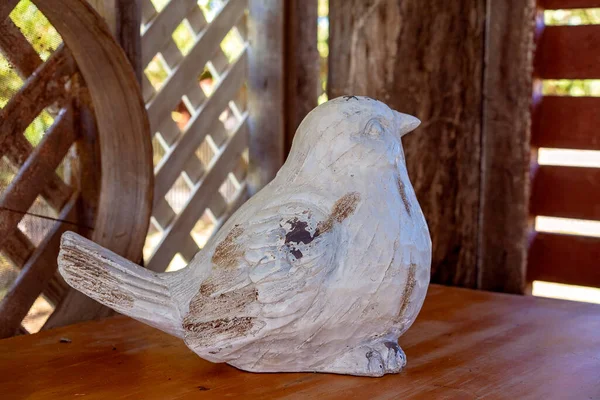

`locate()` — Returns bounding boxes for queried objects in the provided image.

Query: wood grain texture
[528,232,600,287]
[86,0,117,34]
[535,25,600,79]
[115,0,143,84]
[247,0,285,195]
[0,17,43,78]
[328,0,485,288]
[33,0,153,328]
[284,0,319,155]
[0,0,19,21]
[539,0,600,8]
[531,165,600,220]
[1,285,599,399]
[532,96,600,150]
[479,0,535,294]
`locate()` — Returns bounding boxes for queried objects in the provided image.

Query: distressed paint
[58,97,432,377]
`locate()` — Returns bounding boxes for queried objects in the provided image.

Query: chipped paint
[183,316,255,345]
[61,253,134,309]
[285,218,315,245]
[316,192,361,235]
[396,177,411,216]
[212,225,244,268]
[397,263,417,319]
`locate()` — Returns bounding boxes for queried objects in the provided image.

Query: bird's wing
[182,190,361,350]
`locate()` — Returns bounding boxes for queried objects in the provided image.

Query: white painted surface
[59,96,432,377]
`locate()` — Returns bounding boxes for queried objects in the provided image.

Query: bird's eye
[363,119,384,138]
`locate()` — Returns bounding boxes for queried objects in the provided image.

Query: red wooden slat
[532,96,600,150]
[530,165,600,220]
[535,25,600,79]
[539,0,600,9]
[528,232,600,288]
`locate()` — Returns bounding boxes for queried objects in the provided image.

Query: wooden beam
[528,232,600,288]
[539,0,600,9]
[329,0,485,288]
[284,0,319,155]
[88,0,142,83]
[86,0,117,34]
[535,25,600,79]
[116,0,143,84]
[479,0,536,294]
[532,96,600,151]
[247,0,285,195]
[531,165,600,221]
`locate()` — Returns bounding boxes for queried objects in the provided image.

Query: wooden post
[329,0,535,292]
[248,0,285,195]
[87,0,142,84]
[329,0,486,289]
[479,0,536,293]
[284,0,319,154]
[115,0,143,84]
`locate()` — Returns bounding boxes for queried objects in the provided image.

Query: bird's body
[59,96,431,377]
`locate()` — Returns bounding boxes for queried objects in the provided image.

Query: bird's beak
[394,111,421,138]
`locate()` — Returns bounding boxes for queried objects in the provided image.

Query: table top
[1,284,599,400]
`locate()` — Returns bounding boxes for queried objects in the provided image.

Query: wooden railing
[529,0,600,288]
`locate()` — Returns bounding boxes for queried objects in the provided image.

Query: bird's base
[230,341,407,378]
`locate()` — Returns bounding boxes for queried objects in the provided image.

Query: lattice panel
[0,0,82,335]
[141,0,250,272]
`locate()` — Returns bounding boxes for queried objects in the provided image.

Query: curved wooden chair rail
[0,0,153,337]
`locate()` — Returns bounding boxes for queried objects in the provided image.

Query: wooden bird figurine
[58,96,432,377]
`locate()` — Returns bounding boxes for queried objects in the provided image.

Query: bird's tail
[58,232,184,338]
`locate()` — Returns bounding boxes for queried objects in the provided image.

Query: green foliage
[543,80,600,96]
[545,8,600,25]
[0,58,22,108]
[543,9,600,96]
[24,110,54,146]
[172,21,195,56]
[0,1,62,145]
[10,0,62,60]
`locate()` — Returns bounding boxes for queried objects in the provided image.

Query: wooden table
[1,285,599,399]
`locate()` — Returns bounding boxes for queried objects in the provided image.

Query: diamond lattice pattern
[141,0,249,272]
